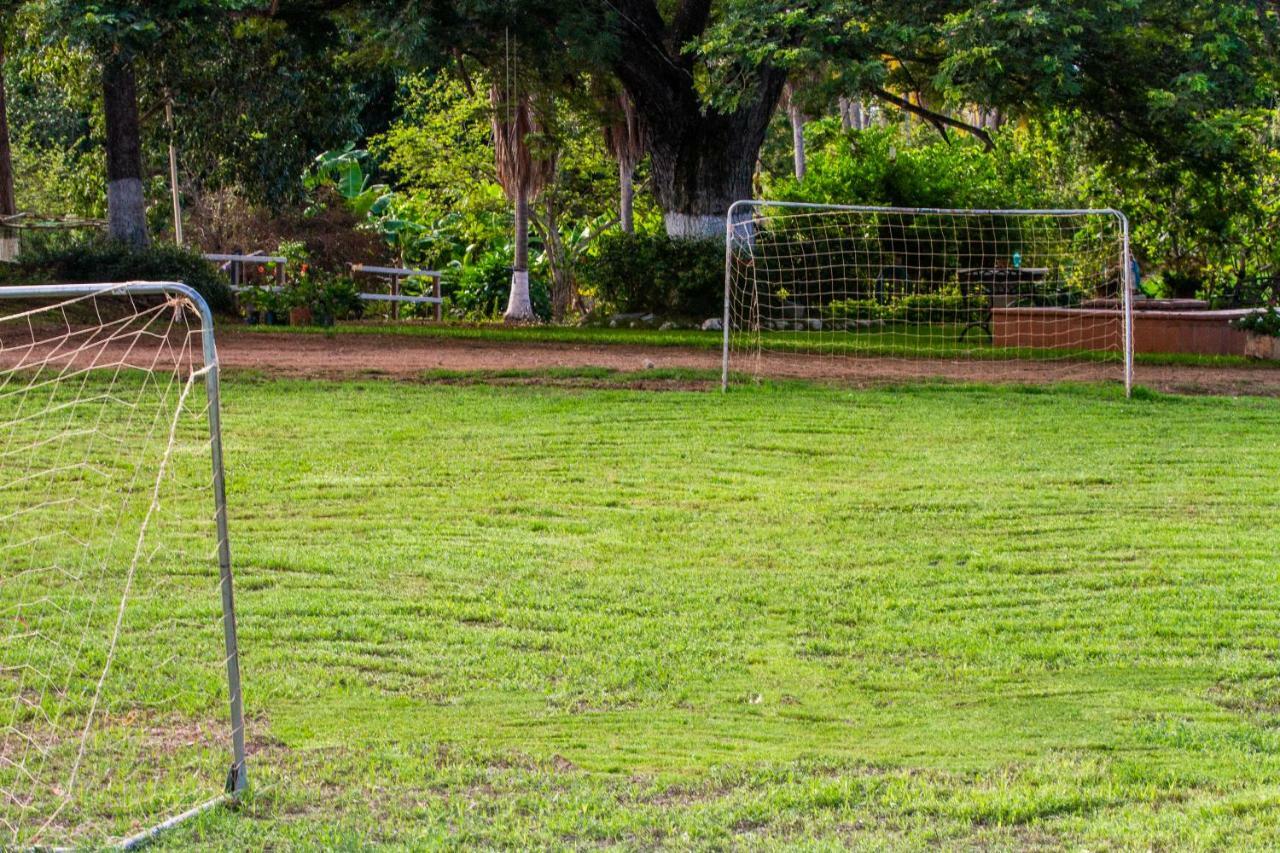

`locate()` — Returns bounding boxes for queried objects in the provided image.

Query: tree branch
[669,0,712,55]
[872,87,995,151]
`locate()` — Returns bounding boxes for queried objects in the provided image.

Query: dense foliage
[0,237,234,310]
[764,117,1280,302]
[579,233,723,318]
[445,251,552,322]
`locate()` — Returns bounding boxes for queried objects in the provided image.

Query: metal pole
[721,204,738,392]
[165,96,183,246]
[204,346,248,794]
[1119,213,1135,397]
[434,274,442,322]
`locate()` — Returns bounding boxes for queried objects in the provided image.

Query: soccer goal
[722,201,1134,394]
[0,282,246,847]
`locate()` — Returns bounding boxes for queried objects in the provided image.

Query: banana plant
[305,145,393,219]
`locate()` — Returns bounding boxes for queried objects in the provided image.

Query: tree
[158,10,370,208]
[602,93,642,233]
[0,40,16,260]
[0,43,15,220]
[399,0,786,239]
[414,0,1276,241]
[782,82,806,181]
[491,84,555,323]
[37,1,271,246]
[99,48,145,245]
[703,0,1279,178]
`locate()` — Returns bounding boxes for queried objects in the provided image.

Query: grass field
[6,373,1280,848]
[131,374,1275,849]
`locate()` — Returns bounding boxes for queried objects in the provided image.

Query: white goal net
[723,201,1134,394]
[0,282,245,847]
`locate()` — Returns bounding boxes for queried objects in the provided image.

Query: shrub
[580,233,723,317]
[286,272,365,324]
[824,294,979,324]
[445,252,551,322]
[1234,307,1280,338]
[10,238,234,312]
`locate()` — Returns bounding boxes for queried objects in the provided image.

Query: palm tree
[783,81,806,182]
[603,93,643,233]
[491,84,555,323]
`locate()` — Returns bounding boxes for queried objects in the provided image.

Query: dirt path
[212,329,1280,397]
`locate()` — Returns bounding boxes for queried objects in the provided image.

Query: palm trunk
[838,97,853,132]
[0,46,17,261]
[853,100,868,130]
[786,87,806,181]
[102,53,149,248]
[504,188,535,323]
[619,160,635,234]
[165,96,183,245]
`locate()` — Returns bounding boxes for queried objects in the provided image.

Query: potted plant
[1234,307,1280,360]
[241,285,266,325]
[241,285,288,325]
[286,262,318,326]
[314,274,363,327]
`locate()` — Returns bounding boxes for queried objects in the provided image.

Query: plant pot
[1244,332,1280,360]
[289,306,314,327]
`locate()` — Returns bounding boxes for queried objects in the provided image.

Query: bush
[1234,307,1280,338]
[445,253,551,322]
[824,294,978,324]
[9,238,234,312]
[287,272,365,324]
[580,233,723,318]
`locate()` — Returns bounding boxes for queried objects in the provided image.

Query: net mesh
[0,284,238,847]
[725,204,1132,388]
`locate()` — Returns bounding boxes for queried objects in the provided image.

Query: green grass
[237,320,1279,369]
[6,375,1280,848]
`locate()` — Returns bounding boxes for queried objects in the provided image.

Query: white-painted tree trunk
[102,55,149,248]
[503,190,537,323]
[505,270,535,322]
[106,178,148,247]
[663,212,723,240]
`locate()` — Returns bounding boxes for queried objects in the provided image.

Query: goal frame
[0,281,247,845]
[721,200,1135,396]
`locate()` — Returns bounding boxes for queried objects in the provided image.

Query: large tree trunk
[640,100,781,239]
[504,188,536,322]
[610,0,787,239]
[0,46,17,261]
[102,53,148,248]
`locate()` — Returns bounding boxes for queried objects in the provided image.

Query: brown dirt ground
[211,329,1280,397]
